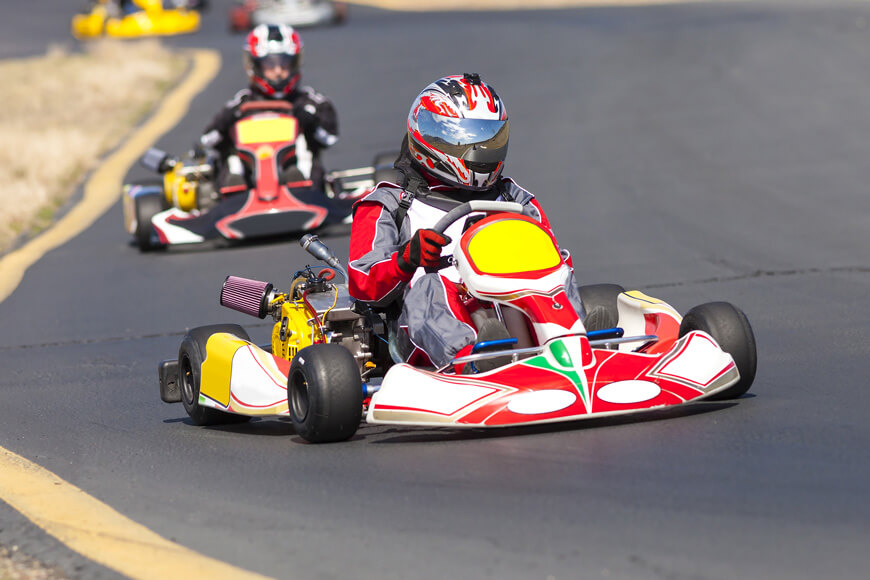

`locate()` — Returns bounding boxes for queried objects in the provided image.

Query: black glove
[397,229,451,274]
[189,144,206,160]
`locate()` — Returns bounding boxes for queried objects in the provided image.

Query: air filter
[220,276,273,319]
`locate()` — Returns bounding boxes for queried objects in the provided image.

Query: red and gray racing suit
[348,177,585,368]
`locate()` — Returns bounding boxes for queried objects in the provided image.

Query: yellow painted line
[0,48,274,580]
[0,49,219,306]
[0,446,273,580]
[345,0,689,10]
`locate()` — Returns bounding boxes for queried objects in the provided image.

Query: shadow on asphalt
[163,398,744,444]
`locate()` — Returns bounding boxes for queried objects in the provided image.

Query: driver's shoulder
[357,183,404,213]
[295,85,332,105]
[498,176,535,204]
[227,88,253,109]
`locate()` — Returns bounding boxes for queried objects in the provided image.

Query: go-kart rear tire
[287,344,363,443]
[679,302,757,400]
[178,324,253,426]
[134,191,167,252]
[578,283,626,331]
[372,151,401,186]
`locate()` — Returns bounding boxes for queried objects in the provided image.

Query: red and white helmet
[243,24,303,98]
[407,73,509,190]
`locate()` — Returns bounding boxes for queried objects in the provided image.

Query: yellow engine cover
[163,166,198,211]
[272,300,321,361]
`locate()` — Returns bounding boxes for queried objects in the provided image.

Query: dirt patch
[0,39,186,255]
[0,543,68,580]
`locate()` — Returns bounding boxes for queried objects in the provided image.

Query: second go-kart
[158,200,757,443]
[228,0,347,33]
[123,100,397,251]
[72,0,205,39]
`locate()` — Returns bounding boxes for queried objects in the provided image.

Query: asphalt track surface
[1,1,869,578]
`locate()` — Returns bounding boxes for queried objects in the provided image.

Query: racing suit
[348,166,585,368]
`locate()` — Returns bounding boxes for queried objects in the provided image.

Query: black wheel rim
[180,355,196,405]
[289,370,309,422]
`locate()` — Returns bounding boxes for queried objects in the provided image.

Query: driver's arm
[295,88,339,153]
[199,94,244,152]
[348,201,414,307]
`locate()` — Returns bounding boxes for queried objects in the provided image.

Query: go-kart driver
[104,0,201,16]
[168,23,342,238]
[348,74,586,372]
[100,0,141,17]
[199,22,338,194]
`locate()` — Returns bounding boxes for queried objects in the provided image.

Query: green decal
[523,350,588,408]
[549,340,573,368]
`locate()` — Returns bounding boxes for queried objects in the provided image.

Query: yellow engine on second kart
[163,163,201,212]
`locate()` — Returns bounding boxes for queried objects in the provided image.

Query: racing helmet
[407,73,509,190]
[243,24,303,98]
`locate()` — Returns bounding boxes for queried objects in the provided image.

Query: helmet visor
[417,109,509,165]
[254,54,299,77]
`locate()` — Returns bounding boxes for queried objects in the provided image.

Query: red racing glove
[397,229,451,273]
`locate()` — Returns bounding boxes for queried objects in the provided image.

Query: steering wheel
[423,200,526,273]
[430,200,525,236]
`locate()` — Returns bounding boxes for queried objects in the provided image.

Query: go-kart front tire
[679,302,757,400]
[179,325,253,426]
[287,344,363,443]
[133,191,167,252]
[578,283,626,331]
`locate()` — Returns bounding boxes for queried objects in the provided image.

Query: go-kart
[228,0,347,32]
[158,200,757,443]
[72,0,205,39]
[123,100,396,251]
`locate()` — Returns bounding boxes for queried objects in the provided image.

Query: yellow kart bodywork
[191,292,323,416]
[72,1,201,39]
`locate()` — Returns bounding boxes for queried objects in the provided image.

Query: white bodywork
[251,0,340,28]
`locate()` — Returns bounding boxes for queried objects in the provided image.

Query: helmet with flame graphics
[406,73,509,190]
[243,24,303,98]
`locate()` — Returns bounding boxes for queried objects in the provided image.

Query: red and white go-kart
[159,200,757,443]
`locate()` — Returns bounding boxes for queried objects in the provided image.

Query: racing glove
[396,229,451,274]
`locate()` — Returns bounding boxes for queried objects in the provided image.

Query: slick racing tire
[133,190,167,252]
[679,302,757,400]
[178,325,253,426]
[578,284,626,332]
[287,344,363,443]
[372,151,401,186]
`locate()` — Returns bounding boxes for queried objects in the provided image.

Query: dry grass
[0,39,186,254]
[0,544,67,580]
